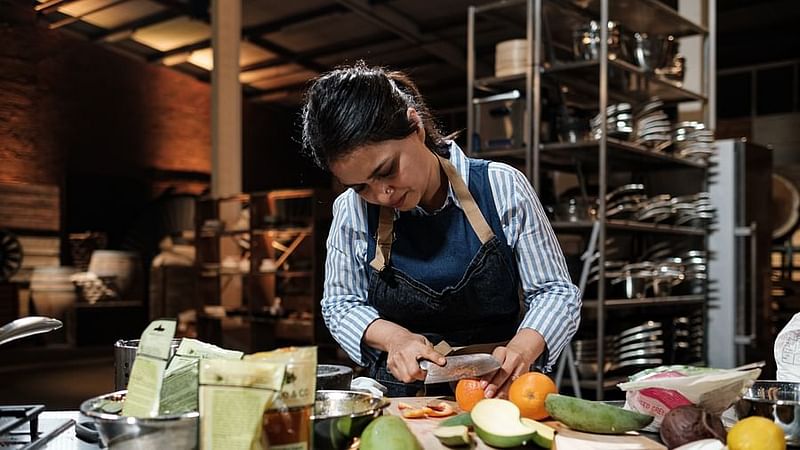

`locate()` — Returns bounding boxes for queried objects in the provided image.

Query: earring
[385,187,393,195]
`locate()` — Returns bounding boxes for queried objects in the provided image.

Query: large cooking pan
[773,173,800,240]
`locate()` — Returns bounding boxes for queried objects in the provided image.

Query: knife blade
[419,354,501,384]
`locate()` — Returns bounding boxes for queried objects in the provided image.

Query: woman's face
[329,129,439,211]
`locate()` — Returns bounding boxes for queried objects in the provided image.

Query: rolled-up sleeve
[321,192,381,366]
[489,164,582,371]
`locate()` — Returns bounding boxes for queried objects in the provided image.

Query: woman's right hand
[364,319,446,382]
[385,329,447,383]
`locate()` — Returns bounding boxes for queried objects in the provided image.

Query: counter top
[385,397,666,450]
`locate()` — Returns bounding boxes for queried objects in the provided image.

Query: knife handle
[419,360,432,371]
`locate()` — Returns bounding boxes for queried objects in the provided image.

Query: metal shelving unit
[194,189,332,352]
[467,0,715,399]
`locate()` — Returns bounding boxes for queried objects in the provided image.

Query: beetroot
[659,405,727,449]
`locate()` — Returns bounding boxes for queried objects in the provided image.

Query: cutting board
[386,397,666,450]
[551,422,666,450]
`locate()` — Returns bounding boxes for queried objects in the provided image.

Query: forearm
[507,328,547,367]
[363,318,413,352]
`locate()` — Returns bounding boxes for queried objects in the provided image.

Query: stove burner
[0,405,74,449]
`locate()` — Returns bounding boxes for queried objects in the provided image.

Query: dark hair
[301,62,449,171]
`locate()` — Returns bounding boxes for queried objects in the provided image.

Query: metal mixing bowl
[312,390,389,450]
[80,390,199,449]
[734,380,800,446]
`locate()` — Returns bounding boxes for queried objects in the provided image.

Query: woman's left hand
[481,329,546,399]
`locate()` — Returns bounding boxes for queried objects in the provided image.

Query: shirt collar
[406,141,469,216]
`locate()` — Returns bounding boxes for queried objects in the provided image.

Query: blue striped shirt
[322,142,581,371]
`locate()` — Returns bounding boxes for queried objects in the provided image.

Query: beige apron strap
[368,154,495,271]
[437,155,495,244]
[369,206,395,271]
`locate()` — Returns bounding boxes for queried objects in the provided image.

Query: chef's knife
[419,354,501,384]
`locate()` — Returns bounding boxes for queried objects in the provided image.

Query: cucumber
[433,425,471,447]
[545,394,654,434]
[471,399,539,448]
[359,415,422,450]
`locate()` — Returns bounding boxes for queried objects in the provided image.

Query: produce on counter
[471,398,555,448]
[659,405,726,449]
[508,372,558,420]
[360,415,422,450]
[618,365,761,430]
[398,400,456,418]
[727,416,786,450]
[520,417,555,449]
[433,425,472,447]
[455,378,485,412]
[545,393,654,434]
[439,412,473,428]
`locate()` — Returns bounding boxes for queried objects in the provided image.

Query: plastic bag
[775,312,800,381]
[617,365,761,431]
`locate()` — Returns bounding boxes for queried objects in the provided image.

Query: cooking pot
[114,338,182,390]
[80,390,199,449]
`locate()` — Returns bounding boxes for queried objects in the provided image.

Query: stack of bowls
[634,99,672,151]
[495,39,528,77]
[673,122,716,164]
[591,103,634,140]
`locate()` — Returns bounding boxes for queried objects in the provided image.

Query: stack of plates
[495,39,528,77]
[634,98,671,151]
[673,121,716,164]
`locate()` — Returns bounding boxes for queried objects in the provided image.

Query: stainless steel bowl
[312,390,389,450]
[734,380,800,446]
[80,390,199,449]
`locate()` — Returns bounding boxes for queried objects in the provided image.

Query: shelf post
[467,6,476,155]
[596,0,609,401]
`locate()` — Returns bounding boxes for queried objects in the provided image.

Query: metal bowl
[312,390,389,450]
[80,390,199,449]
[734,380,800,446]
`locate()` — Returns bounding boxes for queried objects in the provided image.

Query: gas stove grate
[0,405,74,449]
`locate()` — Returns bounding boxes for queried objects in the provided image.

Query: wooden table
[385,397,666,450]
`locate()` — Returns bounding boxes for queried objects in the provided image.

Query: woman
[301,62,581,398]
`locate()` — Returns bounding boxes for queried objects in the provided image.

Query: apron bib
[365,155,520,396]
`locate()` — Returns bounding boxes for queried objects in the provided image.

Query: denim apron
[365,155,521,397]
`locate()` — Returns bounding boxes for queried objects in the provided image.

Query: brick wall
[0,1,212,191]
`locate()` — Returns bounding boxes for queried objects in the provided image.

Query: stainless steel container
[312,390,389,450]
[735,380,800,446]
[114,338,181,390]
[80,390,199,449]
[473,90,526,151]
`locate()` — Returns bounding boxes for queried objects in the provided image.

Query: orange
[508,372,558,420]
[455,378,485,412]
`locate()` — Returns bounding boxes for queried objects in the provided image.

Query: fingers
[483,346,528,399]
[386,336,443,383]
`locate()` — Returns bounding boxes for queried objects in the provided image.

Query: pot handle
[75,421,102,445]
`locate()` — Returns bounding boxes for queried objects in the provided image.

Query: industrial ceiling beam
[240,32,398,73]
[34,0,81,14]
[335,0,473,72]
[91,9,182,42]
[146,3,340,73]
